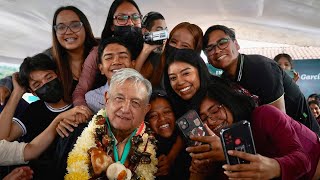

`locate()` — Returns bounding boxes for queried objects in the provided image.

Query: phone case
[284,69,295,78]
[176,110,208,146]
[220,120,256,165]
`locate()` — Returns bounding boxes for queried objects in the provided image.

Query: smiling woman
[52,6,97,103]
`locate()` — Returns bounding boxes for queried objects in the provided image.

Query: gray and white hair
[109,68,152,102]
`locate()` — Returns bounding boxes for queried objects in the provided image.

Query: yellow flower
[65,171,90,180]
[66,109,158,180]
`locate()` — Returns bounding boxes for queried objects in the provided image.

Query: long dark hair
[101,0,142,40]
[206,80,257,123]
[163,49,212,117]
[151,22,203,86]
[52,6,97,103]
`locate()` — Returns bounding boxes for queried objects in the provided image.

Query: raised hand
[186,124,225,162]
[11,72,26,96]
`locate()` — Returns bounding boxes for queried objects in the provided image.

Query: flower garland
[65,109,158,180]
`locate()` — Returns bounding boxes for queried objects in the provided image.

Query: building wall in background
[207,59,320,98]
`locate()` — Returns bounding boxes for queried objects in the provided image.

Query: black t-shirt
[18,101,72,180]
[222,54,320,135]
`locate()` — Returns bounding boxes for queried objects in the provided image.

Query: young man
[0,53,91,179]
[202,25,320,135]
[134,11,168,83]
[84,37,136,113]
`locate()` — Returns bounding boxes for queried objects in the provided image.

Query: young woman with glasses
[52,6,98,104]
[0,6,97,119]
[186,79,320,180]
[72,0,145,107]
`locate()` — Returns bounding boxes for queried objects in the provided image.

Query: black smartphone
[220,120,256,165]
[176,110,208,146]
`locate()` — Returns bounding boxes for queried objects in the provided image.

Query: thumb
[204,124,215,136]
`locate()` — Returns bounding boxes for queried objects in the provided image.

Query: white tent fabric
[0,0,320,64]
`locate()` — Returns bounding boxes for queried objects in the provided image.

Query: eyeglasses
[204,38,231,55]
[201,104,224,123]
[54,21,83,35]
[113,13,142,25]
[111,95,145,109]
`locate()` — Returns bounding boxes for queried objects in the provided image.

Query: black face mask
[113,25,142,37]
[164,45,179,62]
[35,78,63,103]
[113,25,144,60]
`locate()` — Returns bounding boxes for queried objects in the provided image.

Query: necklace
[105,117,137,164]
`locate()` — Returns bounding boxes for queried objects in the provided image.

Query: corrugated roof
[239,47,320,60]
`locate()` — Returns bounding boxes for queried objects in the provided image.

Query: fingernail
[222,165,227,169]
[186,147,190,151]
[228,150,233,155]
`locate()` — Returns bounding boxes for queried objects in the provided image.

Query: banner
[207,59,320,98]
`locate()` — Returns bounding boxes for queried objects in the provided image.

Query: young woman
[152,22,203,87]
[309,100,320,124]
[146,90,189,179]
[0,6,97,105]
[73,0,145,106]
[274,53,299,82]
[51,6,98,103]
[163,48,218,118]
[186,80,320,180]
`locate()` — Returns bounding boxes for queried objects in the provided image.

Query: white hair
[109,68,152,102]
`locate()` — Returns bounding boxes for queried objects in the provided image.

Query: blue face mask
[35,78,63,103]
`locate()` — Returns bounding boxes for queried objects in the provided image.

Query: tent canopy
[1,0,320,63]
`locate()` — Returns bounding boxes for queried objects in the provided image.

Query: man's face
[105,80,150,133]
[28,70,58,92]
[98,43,135,81]
[205,30,240,72]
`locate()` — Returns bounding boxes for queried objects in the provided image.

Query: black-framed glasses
[204,38,231,55]
[113,13,142,25]
[201,104,224,123]
[54,21,83,35]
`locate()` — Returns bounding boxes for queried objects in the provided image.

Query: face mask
[35,78,63,103]
[113,25,144,60]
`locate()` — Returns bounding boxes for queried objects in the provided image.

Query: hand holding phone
[176,110,208,146]
[220,120,256,165]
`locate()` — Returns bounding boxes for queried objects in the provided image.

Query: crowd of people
[0,0,319,179]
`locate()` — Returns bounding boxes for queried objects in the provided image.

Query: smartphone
[220,120,256,165]
[284,69,295,78]
[176,110,208,146]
